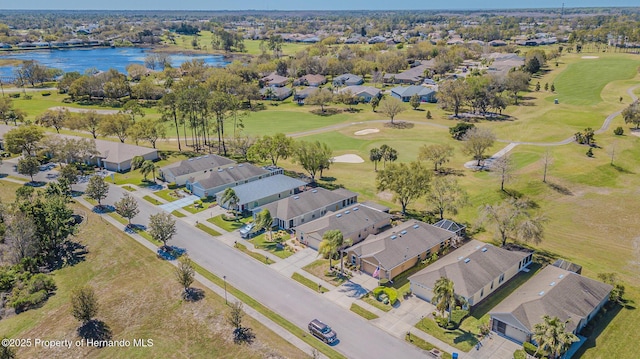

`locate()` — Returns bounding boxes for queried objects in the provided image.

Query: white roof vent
[481,247,488,252]
[413,224,419,229]
[391,235,397,240]
[464,258,470,263]
[312,189,318,193]
[400,230,407,235]
[558,274,565,279]
[336,214,342,218]
[345,210,350,214]
[353,207,359,211]
[549,281,556,286]
[238,164,244,167]
[457,256,464,260]
[538,291,545,296]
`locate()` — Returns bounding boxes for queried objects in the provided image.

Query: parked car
[239,222,259,239]
[308,319,337,344]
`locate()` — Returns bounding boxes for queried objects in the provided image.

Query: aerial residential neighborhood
[0,2,638,359]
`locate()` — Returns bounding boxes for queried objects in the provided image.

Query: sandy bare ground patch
[332,154,364,163]
[581,56,599,59]
[354,128,380,136]
[49,106,119,115]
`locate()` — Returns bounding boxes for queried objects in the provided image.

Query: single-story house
[294,74,326,87]
[490,265,612,345]
[296,204,392,250]
[160,154,236,185]
[409,240,533,307]
[216,174,306,212]
[333,73,364,87]
[390,85,436,103]
[92,139,159,172]
[260,86,293,101]
[258,187,358,230]
[293,87,319,103]
[187,163,282,198]
[344,220,455,281]
[261,72,289,87]
[337,86,381,103]
[383,62,434,85]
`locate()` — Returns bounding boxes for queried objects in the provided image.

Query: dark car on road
[308,319,337,344]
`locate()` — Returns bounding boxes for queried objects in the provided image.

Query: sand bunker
[354,128,380,136]
[581,56,599,59]
[332,154,365,163]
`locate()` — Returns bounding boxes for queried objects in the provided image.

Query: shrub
[522,342,546,358]
[41,92,51,96]
[0,268,17,292]
[426,110,432,119]
[378,278,389,286]
[167,182,177,189]
[513,349,527,359]
[24,94,33,100]
[9,93,20,98]
[372,286,398,305]
[613,126,624,135]
[28,274,57,293]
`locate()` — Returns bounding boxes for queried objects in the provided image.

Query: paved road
[78,183,427,359]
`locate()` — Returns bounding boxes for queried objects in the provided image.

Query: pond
[0,47,230,78]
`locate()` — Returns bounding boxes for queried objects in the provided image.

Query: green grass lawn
[182,197,216,214]
[209,214,251,232]
[122,185,137,192]
[171,210,186,217]
[154,188,181,202]
[415,317,477,352]
[234,242,272,265]
[405,333,452,359]
[142,195,163,205]
[248,233,293,259]
[0,181,308,359]
[361,297,392,312]
[195,223,222,237]
[291,272,329,293]
[350,303,379,320]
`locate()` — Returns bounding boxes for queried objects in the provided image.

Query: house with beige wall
[295,204,392,250]
[409,240,533,307]
[344,220,455,281]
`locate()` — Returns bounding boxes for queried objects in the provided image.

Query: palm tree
[139,160,157,182]
[220,187,240,220]
[532,315,579,359]
[318,229,340,270]
[131,155,145,171]
[254,209,273,239]
[431,276,457,323]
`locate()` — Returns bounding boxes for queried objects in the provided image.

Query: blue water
[0,47,230,78]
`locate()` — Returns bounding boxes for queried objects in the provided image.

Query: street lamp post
[223,275,227,304]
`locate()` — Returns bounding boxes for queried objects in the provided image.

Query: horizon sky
[1,0,638,11]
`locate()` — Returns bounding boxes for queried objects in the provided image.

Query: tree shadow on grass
[49,240,88,270]
[310,108,341,116]
[547,182,573,195]
[383,121,415,129]
[611,164,634,174]
[78,319,112,343]
[183,287,205,302]
[25,181,46,187]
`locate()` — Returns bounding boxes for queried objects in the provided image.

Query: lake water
[0,47,230,78]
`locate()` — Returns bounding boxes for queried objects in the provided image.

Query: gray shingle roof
[225,174,306,205]
[191,163,269,190]
[390,85,435,98]
[296,204,392,242]
[409,240,530,299]
[161,155,235,177]
[350,220,454,270]
[261,187,356,221]
[338,86,380,98]
[490,265,612,334]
